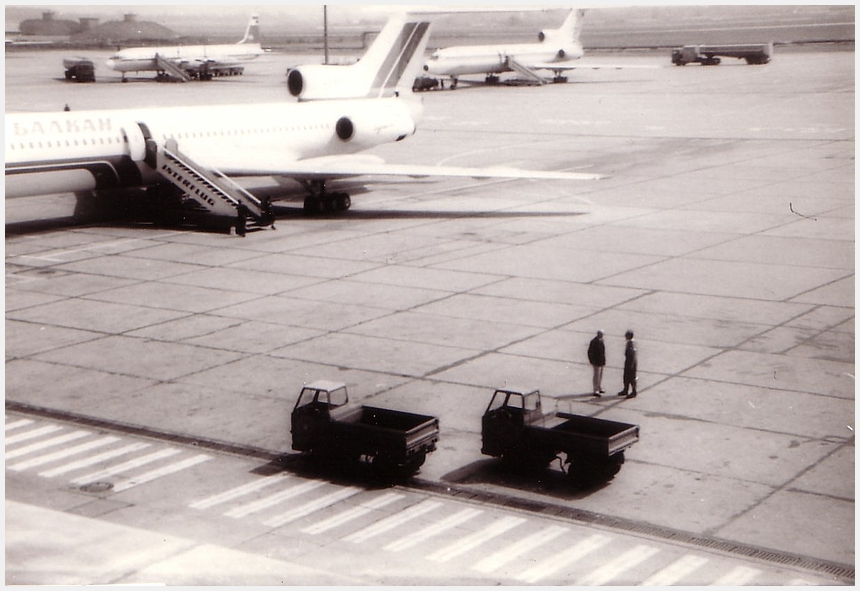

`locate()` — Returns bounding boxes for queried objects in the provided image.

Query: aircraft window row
[8,136,122,150]
[164,123,329,140]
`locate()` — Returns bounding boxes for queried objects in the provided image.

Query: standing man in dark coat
[618,330,637,398]
[588,330,606,396]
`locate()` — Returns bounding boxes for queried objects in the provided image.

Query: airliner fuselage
[105,44,264,73]
[5,98,421,199]
[424,41,584,77]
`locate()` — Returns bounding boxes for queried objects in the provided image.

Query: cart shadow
[250,453,416,490]
[441,457,615,501]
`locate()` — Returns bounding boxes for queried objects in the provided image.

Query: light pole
[323,5,329,65]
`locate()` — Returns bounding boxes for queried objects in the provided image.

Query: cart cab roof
[495,387,540,397]
[304,380,347,393]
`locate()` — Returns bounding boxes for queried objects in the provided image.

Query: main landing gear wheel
[303,192,351,215]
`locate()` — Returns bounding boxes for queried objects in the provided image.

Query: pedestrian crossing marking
[190,473,291,510]
[8,436,120,471]
[384,507,482,552]
[516,534,611,583]
[224,479,325,518]
[302,491,404,535]
[473,524,568,573]
[575,543,660,585]
[6,424,62,445]
[264,486,363,528]
[344,499,443,544]
[429,515,527,562]
[641,554,709,586]
[71,448,181,485]
[5,418,34,431]
[112,454,212,493]
[712,565,760,585]
[5,430,91,461]
[40,442,151,477]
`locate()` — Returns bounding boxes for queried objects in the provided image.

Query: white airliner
[104,14,264,81]
[6,16,602,229]
[423,9,587,88]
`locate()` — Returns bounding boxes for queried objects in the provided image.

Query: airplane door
[121,123,148,163]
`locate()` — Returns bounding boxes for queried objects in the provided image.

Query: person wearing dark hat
[618,330,637,398]
[588,330,606,396]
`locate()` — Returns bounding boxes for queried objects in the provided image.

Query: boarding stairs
[505,57,546,85]
[155,139,274,227]
[154,54,192,82]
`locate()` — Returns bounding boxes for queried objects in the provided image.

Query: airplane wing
[218,154,604,182]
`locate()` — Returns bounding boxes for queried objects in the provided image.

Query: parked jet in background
[104,14,263,82]
[423,9,587,88]
[6,16,602,232]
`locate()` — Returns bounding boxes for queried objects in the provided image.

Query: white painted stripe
[71,448,180,485]
[224,479,325,518]
[190,474,291,510]
[9,436,119,471]
[5,419,34,431]
[264,486,362,527]
[5,430,90,460]
[429,515,526,562]
[576,544,660,585]
[641,554,709,586]
[302,491,404,535]
[344,499,443,544]
[711,565,760,586]
[384,507,482,552]
[516,534,611,584]
[5,425,62,445]
[473,525,568,573]
[111,454,211,493]
[39,442,150,477]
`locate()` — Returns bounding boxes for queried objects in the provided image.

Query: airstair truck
[482,388,639,483]
[291,380,439,476]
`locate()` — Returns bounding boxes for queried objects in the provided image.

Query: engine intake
[335,117,354,141]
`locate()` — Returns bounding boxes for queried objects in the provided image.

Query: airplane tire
[337,194,351,211]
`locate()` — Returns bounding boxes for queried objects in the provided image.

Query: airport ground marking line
[39,442,151,477]
[5,418,34,431]
[640,554,709,586]
[8,436,119,470]
[111,454,212,493]
[264,486,363,528]
[301,492,405,535]
[383,507,483,552]
[473,524,568,574]
[190,473,291,510]
[71,448,181,485]
[343,499,443,544]
[575,544,660,586]
[5,424,63,445]
[429,515,527,563]
[711,565,760,586]
[224,479,326,518]
[516,534,611,584]
[5,430,91,461]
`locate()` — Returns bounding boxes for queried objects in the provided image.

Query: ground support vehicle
[672,43,772,66]
[291,381,439,476]
[481,388,639,484]
[62,57,95,82]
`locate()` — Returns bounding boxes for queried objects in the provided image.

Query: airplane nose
[105,58,118,70]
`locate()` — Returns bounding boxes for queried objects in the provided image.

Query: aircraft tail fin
[287,17,432,101]
[238,14,260,44]
[558,9,585,43]
[356,17,433,98]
